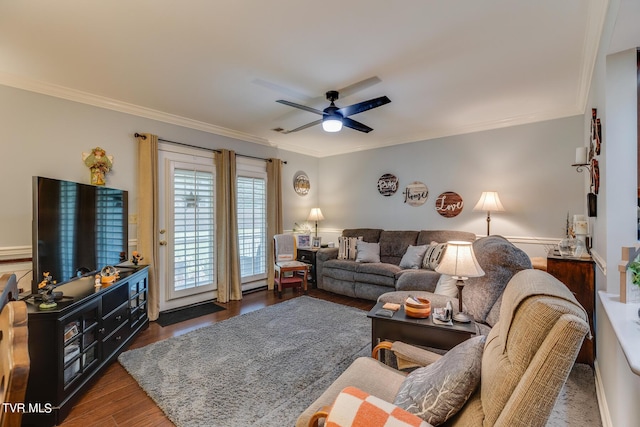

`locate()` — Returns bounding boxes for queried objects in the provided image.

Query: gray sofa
[316,229,476,300]
[316,229,533,329]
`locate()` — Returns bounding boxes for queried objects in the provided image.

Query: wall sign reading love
[435,191,464,217]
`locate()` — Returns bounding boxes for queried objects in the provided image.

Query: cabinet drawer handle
[116,315,122,321]
[98,328,105,334]
[115,335,122,342]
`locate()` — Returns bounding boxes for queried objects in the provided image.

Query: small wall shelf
[572,163,592,174]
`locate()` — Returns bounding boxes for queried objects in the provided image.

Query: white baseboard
[594,359,613,427]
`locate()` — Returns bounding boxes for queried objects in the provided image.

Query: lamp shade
[435,241,484,279]
[307,208,325,222]
[473,191,504,212]
[473,191,505,212]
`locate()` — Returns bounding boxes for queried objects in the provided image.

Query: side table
[297,248,318,286]
[546,249,595,366]
[367,302,476,352]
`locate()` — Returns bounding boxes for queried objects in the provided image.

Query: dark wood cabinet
[297,248,317,286]
[22,266,149,426]
[546,251,595,366]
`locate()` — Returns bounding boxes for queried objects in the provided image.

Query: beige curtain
[216,149,242,303]
[266,158,284,290]
[136,133,160,321]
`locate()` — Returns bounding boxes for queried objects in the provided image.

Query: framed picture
[312,236,322,248]
[296,234,311,249]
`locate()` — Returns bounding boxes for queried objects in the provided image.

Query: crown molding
[305,107,583,158]
[0,72,273,147]
[575,0,610,112]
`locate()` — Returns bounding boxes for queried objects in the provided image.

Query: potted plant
[628,260,640,287]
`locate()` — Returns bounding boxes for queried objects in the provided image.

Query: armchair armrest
[315,248,339,288]
[373,341,443,370]
[308,406,330,427]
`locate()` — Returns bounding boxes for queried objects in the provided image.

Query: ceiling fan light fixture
[322,115,343,132]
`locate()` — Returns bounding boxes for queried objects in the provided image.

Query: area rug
[156,300,225,327]
[118,296,371,427]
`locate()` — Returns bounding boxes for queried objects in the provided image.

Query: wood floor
[59,289,375,427]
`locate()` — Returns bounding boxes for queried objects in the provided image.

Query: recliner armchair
[296,269,590,427]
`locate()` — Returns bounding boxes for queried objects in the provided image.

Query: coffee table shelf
[367,302,477,352]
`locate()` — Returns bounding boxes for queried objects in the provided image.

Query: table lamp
[473,191,505,236]
[307,208,325,237]
[435,241,485,323]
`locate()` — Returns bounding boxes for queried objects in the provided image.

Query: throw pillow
[422,242,447,270]
[326,386,429,427]
[434,274,458,298]
[394,335,486,426]
[338,236,362,260]
[355,240,381,263]
[399,245,429,269]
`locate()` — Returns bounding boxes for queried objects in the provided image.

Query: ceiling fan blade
[342,117,373,133]
[276,99,324,115]
[338,96,391,118]
[337,76,381,98]
[281,119,323,134]
[252,78,313,102]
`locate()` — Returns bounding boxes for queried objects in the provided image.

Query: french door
[158,145,217,311]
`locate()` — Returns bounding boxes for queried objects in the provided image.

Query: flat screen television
[32,176,128,294]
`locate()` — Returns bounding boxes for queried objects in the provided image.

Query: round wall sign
[435,191,464,218]
[377,173,398,196]
[293,172,310,196]
[402,181,429,206]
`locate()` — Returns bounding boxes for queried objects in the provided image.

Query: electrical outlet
[128,214,138,224]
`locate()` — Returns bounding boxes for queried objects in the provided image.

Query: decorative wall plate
[293,172,310,196]
[435,191,464,217]
[403,181,429,206]
[377,173,398,196]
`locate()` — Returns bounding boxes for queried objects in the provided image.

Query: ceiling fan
[276,90,391,134]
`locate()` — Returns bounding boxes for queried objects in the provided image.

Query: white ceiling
[0,1,636,158]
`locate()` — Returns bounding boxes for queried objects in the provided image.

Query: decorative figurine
[38,272,57,309]
[100,265,119,285]
[82,146,113,186]
[131,251,143,266]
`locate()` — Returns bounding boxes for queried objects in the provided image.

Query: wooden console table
[546,250,595,366]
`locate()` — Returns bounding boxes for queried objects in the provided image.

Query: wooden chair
[273,234,309,298]
[0,274,30,427]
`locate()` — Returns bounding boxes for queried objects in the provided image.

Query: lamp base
[453,312,472,323]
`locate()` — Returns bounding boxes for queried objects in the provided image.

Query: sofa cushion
[357,262,402,278]
[394,270,440,292]
[422,242,447,270]
[356,241,381,263]
[327,386,430,427]
[434,274,458,298]
[399,245,429,269]
[379,231,420,265]
[394,335,486,425]
[342,228,383,243]
[324,259,359,272]
[416,230,476,246]
[338,236,361,260]
[463,236,532,324]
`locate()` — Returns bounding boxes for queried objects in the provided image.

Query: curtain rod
[134,133,286,164]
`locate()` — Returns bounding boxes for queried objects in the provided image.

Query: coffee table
[367,302,477,352]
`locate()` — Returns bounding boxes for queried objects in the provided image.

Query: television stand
[22,266,149,426]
